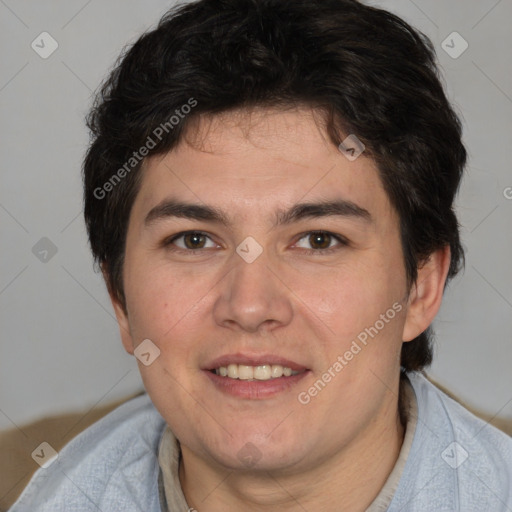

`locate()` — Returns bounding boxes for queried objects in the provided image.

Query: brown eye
[295,231,348,254]
[308,232,332,250]
[183,232,207,249]
[164,231,217,251]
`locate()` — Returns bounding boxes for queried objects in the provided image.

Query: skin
[108,107,451,511]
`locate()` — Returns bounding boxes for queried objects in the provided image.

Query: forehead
[131,107,396,229]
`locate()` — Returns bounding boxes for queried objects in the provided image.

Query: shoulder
[10,393,167,512]
[390,372,512,512]
[410,372,512,466]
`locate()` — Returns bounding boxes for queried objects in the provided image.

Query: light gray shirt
[9,372,512,511]
[157,375,418,511]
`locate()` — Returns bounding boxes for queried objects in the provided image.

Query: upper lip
[204,353,308,372]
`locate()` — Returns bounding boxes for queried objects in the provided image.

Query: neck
[179,379,407,512]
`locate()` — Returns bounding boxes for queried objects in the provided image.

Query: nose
[212,248,294,333]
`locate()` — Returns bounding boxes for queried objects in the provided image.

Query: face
[112,107,415,474]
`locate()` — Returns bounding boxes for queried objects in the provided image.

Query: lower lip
[204,370,310,399]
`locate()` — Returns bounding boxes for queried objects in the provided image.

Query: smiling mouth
[211,364,305,381]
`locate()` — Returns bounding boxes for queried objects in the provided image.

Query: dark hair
[83,0,466,372]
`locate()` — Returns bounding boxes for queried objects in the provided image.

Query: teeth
[238,365,254,380]
[254,365,271,380]
[214,364,301,380]
[271,365,283,378]
[227,364,238,378]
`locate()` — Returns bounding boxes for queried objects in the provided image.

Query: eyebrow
[144,198,372,228]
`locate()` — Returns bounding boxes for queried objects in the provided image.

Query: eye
[162,230,348,255]
[294,231,348,255]
[164,231,217,251]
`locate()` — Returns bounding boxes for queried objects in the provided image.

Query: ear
[101,264,135,355]
[402,245,451,342]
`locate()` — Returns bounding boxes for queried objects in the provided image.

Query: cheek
[123,261,219,398]
[305,259,406,365]
[306,265,389,335]
[124,258,206,339]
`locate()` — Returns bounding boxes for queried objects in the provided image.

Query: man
[10,0,512,510]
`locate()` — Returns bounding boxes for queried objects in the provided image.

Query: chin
[198,429,307,473]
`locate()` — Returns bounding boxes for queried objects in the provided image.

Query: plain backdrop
[1,0,511,431]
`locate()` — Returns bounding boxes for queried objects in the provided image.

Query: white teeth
[271,365,283,378]
[214,363,301,380]
[227,364,238,378]
[254,365,271,380]
[238,365,254,380]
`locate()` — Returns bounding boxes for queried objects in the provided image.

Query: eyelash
[163,230,349,256]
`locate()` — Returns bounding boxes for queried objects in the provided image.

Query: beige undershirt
[158,376,418,512]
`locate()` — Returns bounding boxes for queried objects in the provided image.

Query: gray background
[1,0,511,431]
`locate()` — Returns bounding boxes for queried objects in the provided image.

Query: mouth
[203,354,310,399]
[211,364,303,380]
